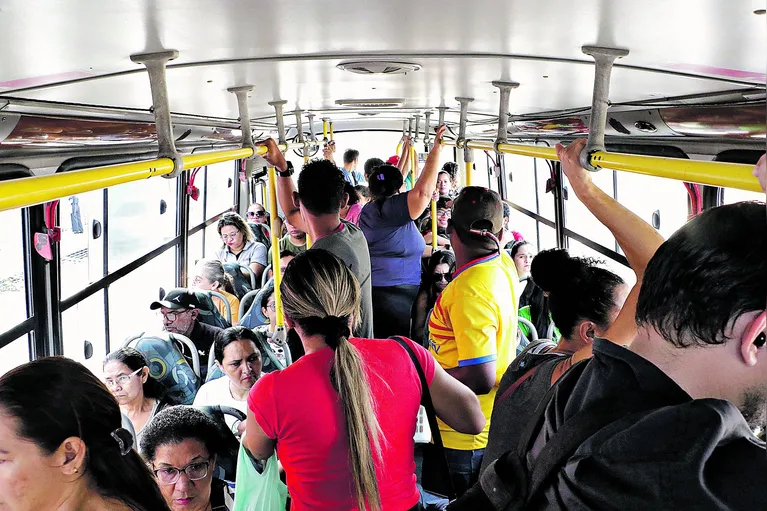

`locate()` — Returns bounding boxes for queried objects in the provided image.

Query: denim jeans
[443,448,485,497]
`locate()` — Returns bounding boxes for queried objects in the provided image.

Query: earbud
[755,333,766,348]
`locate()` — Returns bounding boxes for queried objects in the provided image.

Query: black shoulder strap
[390,336,455,499]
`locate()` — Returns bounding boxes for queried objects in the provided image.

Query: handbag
[232,437,288,511]
[391,336,456,501]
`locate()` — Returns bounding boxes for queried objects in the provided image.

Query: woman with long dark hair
[411,250,456,347]
[0,357,171,510]
[244,249,485,510]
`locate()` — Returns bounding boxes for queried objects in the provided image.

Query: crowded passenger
[267,217,306,265]
[246,202,269,226]
[341,182,364,226]
[252,279,305,366]
[257,137,374,338]
[0,357,171,510]
[192,258,240,324]
[411,250,456,347]
[103,347,169,446]
[150,289,224,365]
[141,406,230,511]
[439,162,459,198]
[358,127,446,338]
[427,185,519,496]
[500,202,523,248]
[193,326,261,437]
[215,212,267,283]
[341,148,366,186]
[244,249,485,510]
[455,139,767,510]
[264,250,296,283]
[509,240,553,343]
[363,157,384,181]
[421,195,453,250]
[355,184,371,204]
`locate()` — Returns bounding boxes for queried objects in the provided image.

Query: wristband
[277,161,294,178]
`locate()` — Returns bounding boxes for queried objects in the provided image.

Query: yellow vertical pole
[267,166,284,328]
[465,158,473,187]
[431,198,438,251]
[329,121,334,141]
[322,120,328,142]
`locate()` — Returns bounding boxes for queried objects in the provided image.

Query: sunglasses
[433,272,453,283]
[247,210,266,218]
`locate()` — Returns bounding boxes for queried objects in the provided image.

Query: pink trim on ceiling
[666,63,766,82]
[0,71,95,89]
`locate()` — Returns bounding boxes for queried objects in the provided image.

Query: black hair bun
[531,249,580,294]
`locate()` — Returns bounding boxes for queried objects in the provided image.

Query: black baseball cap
[451,186,504,235]
[149,289,200,311]
[436,196,453,210]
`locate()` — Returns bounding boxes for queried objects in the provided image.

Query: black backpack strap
[390,335,456,500]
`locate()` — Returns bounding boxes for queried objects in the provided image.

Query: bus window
[507,210,539,251]
[109,177,176,271]
[567,238,637,287]
[205,222,223,258]
[563,170,616,250]
[189,168,207,227]
[188,231,204,277]
[535,159,556,223]
[0,334,30,377]
[506,155,537,214]
[108,249,175,343]
[0,209,27,333]
[206,161,236,214]
[723,187,764,205]
[616,172,688,240]
[62,291,106,375]
[60,191,104,300]
[538,224,558,252]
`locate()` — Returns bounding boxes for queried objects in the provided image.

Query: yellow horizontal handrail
[443,140,760,193]
[0,146,279,213]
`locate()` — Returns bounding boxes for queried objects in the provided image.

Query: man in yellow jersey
[427,186,519,497]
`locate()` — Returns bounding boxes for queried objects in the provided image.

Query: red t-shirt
[248,337,436,511]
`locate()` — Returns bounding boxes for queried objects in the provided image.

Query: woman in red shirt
[244,249,485,510]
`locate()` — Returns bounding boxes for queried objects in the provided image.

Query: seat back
[132,335,201,405]
[189,289,231,329]
[196,405,246,482]
[238,289,259,325]
[248,222,271,250]
[223,263,255,299]
[239,280,273,329]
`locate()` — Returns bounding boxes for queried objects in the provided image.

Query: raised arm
[397,136,411,173]
[556,139,665,359]
[407,125,446,219]
[255,139,308,234]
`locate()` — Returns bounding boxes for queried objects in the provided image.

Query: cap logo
[173,295,182,303]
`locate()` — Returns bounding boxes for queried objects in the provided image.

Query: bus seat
[209,290,232,324]
[121,412,138,452]
[223,262,256,299]
[238,281,272,329]
[183,288,232,329]
[261,265,272,289]
[196,405,246,483]
[124,333,201,405]
[238,290,259,326]
[247,222,271,250]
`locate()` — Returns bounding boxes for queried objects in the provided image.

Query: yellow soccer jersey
[428,251,519,450]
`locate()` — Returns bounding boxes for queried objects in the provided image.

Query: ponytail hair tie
[376,173,385,181]
[111,428,134,456]
[321,315,351,349]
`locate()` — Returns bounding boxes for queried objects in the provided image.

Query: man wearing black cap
[426,186,519,496]
[150,289,223,363]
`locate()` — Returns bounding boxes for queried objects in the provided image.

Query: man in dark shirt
[453,143,767,510]
[150,289,223,363]
[256,139,374,338]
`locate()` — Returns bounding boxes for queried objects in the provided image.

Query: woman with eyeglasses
[141,406,230,511]
[411,250,456,347]
[420,195,452,250]
[103,347,168,447]
[215,212,267,283]
[359,125,447,338]
[192,258,241,324]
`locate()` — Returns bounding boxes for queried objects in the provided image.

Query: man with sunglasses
[150,289,224,371]
[426,186,519,496]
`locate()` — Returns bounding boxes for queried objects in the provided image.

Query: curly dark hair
[140,406,223,463]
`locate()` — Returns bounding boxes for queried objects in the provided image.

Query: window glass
[62,290,106,375]
[723,187,764,205]
[506,155,536,212]
[567,238,637,288]
[0,334,30,376]
[60,191,104,299]
[205,223,223,260]
[536,159,556,221]
[616,172,688,241]
[563,170,615,249]
[538,223,558,251]
[0,209,27,333]
[108,249,175,344]
[189,168,206,228]
[507,209,538,251]
[188,231,203,277]
[109,177,176,270]
[206,162,235,216]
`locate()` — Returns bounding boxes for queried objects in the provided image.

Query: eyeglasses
[221,232,242,241]
[161,309,191,322]
[104,367,143,388]
[437,210,451,219]
[433,272,453,283]
[152,460,211,485]
[247,210,266,218]
[266,302,277,312]
[191,275,204,286]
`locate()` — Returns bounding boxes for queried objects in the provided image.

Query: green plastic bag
[232,439,287,511]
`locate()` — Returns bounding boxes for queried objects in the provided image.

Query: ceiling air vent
[335,98,406,108]
[336,60,421,75]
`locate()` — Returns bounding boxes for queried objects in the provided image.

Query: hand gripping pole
[579,45,630,171]
[130,50,183,178]
[228,85,257,179]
